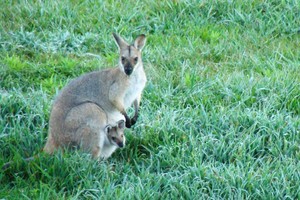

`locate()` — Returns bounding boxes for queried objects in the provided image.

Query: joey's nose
[118,142,124,148]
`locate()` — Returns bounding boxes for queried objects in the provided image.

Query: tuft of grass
[1,0,300,199]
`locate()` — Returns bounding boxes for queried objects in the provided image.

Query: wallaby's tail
[46,97,75,152]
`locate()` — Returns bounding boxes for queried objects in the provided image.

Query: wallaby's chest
[123,72,146,108]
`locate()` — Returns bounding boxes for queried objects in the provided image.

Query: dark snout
[124,64,133,75]
[117,142,124,148]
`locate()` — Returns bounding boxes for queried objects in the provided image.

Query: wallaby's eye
[111,136,116,141]
[134,57,138,62]
[121,134,124,138]
[121,56,126,63]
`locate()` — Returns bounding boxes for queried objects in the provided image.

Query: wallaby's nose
[118,142,124,148]
[124,63,133,75]
[124,67,133,75]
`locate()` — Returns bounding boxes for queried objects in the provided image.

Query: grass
[0,0,300,199]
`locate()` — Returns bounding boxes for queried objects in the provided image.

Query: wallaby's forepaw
[124,114,132,128]
[125,119,132,128]
[125,118,138,128]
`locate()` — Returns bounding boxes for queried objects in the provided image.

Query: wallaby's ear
[134,34,146,51]
[118,120,125,129]
[105,125,112,134]
[113,33,129,49]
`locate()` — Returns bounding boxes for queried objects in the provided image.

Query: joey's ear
[105,125,112,134]
[118,120,125,129]
[134,34,146,51]
[113,33,129,49]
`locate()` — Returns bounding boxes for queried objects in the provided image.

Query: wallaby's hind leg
[44,132,59,154]
[91,146,101,159]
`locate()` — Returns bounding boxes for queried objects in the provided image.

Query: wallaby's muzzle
[117,142,124,148]
[124,64,133,75]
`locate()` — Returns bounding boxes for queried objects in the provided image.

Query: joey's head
[113,33,146,76]
[105,120,126,148]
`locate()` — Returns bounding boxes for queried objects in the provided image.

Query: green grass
[1,0,300,199]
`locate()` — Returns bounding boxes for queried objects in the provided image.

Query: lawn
[0,0,300,199]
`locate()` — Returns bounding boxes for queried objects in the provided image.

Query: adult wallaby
[44,33,147,154]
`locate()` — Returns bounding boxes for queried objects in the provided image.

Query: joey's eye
[134,57,138,62]
[111,136,116,141]
[121,134,124,138]
[105,126,111,133]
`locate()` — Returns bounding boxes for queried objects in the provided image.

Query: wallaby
[44,33,146,153]
[3,33,145,169]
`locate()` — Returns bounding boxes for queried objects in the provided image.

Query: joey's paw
[125,119,132,128]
